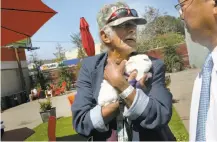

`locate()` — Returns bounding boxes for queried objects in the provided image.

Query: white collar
[212,46,217,71]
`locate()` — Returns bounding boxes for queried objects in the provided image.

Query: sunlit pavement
[169,68,200,132]
[1,91,76,131]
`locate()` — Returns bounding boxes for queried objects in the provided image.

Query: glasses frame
[175,0,188,15]
[175,0,217,15]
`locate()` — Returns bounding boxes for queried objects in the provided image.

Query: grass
[169,106,189,141]
[26,107,189,141]
[26,117,76,141]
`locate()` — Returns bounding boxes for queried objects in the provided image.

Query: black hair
[215,0,217,6]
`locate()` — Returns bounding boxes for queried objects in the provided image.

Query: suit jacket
[72,52,175,141]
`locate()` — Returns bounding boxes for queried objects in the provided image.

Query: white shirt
[190,47,217,141]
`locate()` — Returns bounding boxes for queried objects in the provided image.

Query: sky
[28,0,180,60]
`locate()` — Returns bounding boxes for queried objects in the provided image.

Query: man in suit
[175,0,217,141]
[72,1,174,141]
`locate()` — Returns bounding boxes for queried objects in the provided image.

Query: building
[39,58,79,85]
[1,48,30,97]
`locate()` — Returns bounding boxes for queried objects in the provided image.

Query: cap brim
[108,17,147,26]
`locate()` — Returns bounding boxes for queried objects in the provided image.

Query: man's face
[179,0,217,45]
[109,21,137,57]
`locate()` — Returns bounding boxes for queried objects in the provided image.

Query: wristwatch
[119,85,135,99]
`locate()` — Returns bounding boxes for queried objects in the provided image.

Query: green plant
[163,45,184,73]
[27,107,189,141]
[165,74,171,91]
[53,43,66,63]
[169,107,189,141]
[58,63,74,91]
[29,52,48,90]
[39,98,52,112]
[26,117,76,141]
[137,32,184,52]
[70,32,86,78]
[36,83,41,90]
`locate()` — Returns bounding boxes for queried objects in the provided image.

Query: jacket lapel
[91,53,108,101]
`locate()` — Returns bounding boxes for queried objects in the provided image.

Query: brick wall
[145,43,190,67]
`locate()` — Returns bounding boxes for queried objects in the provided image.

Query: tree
[70,33,87,77]
[142,6,162,25]
[137,6,185,52]
[29,51,38,64]
[58,63,74,91]
[29,51,47,90]
[139,7,184,39]
[145,15,185,36]
[138,6,163,40]
[53,43,65,63]
[70,33,86,59]
[137,32,185,52]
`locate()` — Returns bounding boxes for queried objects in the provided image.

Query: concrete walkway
[1,92,75,131]
[169,68,200,132]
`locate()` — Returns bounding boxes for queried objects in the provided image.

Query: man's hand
[104,59,129,92]
[137,73,148,89]
[124,71,148,107]
[128,71,148,89]
[101,101,119,123]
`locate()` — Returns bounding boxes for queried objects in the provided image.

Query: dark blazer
[72,52,176,141]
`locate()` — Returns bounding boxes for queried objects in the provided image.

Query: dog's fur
[98,54,152,106]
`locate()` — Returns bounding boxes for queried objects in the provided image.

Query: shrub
[137,32,184,52]
[163,45,184,73]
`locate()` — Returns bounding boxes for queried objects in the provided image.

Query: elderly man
[175,0,217,141]
[72,2,174,141]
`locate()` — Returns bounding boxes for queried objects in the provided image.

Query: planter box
[39,107,56,123]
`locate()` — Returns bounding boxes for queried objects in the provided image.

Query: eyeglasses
[107,8,138,24]
[175,0,188,15]
[176,0,217,15]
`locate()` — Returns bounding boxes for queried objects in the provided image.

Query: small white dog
[98,54,152,140]
[98,54,152,106]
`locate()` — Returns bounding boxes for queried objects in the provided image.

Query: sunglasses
[107,8,138,24]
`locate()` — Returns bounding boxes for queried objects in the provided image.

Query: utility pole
[14,48,26,91]
[2,38,40,92]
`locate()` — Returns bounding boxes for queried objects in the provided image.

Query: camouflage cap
[97,1,147,30]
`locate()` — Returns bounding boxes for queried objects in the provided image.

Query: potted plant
[39,98,56,123]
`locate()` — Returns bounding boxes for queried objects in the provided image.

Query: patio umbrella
[1,0,57,46]
[80,17,95,56]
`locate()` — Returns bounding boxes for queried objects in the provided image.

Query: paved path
[169,68,200,132]
[1,92,75,131]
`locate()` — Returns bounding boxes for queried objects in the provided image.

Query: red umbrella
[1,0,57,46]
[80,17,95,56]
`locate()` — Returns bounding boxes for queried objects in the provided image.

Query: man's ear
[214,7,217,15]
[100,30,111,44]
[214,7,217,22]
[214,0,217,15]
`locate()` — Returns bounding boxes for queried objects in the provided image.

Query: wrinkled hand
[128,71,148,89]
[104,59,129,91]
